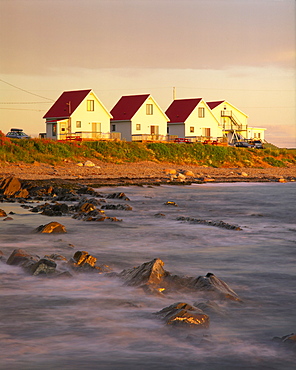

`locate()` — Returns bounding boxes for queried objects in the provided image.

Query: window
[198,107,205,118]
[87,100,94,111]
[136,124,141,130]
[190,126,194,133]
[258,133,261,139]
[76,121,81,128]
[146,104,153,115]
[111,124,116,132]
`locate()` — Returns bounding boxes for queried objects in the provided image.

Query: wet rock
[155,302,210,328]
[6,248,39,266]
[0,177,29,198]
[0,250,4,260]
[272,333,296,350]
[35,221,67,233]
[31,202,70,216]
[164,201,178,206]
[191,273,242,302]
[106,192,130,201]
[154,213,166,218]
[76,186,99,196]
[177,216,242,230]
[101,204,132,211]
[119,258,168,288]
[0,209,7,217]
[44,253,68,261]
[69,250,111,273]
[3,216,13,221]
[193,300,229,318]
[29,258,57,276]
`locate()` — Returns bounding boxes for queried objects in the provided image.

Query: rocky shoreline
[1,160,296,186]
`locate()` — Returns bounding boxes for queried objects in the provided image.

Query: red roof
[110,94,150,121]
[165,98,202,123]
[207,100,225,110]
[43,89,92,119]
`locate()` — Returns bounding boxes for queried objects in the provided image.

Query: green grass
[0,131,295,168]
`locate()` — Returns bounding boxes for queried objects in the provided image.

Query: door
[92,122,101,139]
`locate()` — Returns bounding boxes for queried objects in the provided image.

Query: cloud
[0,0,295,75]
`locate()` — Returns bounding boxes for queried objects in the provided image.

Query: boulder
[164,201,178,206]
[183,170,195,177]
[119,258,168,288]
[106,192,130,201]
[191,273,242,302]
[272,333,296,350]
[155,302,210,328]
[0,177,29,198]
[101,204,132,211]
[35,221,67,233]
[28,258,57,276]
[3,216,13,221]
[0,209,7,217]
[84,160,96,167]
[69,250,111,273]
[164,169,177,175]
[194,300,229,318]
[6,248,39,266]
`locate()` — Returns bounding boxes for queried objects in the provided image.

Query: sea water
[0,182,295,369]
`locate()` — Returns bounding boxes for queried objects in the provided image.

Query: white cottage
[43,89,112,140]
[110,94,169,141]
[165,98,223,142]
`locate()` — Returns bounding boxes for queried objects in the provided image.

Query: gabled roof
[206,100,225,110]
[110,94,150,121]
[165,98,203,123]
[43,89,92,119]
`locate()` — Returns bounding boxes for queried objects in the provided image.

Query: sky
[0,0,295,147]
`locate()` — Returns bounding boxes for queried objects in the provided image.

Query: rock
[194,300,229,318]
[6,248,39,266]
[119,258,168,288]
[3,216,13,221]
[101,204,132,211]
[0,250,4,260]
[164,169,177,175]
[35,221,67,233]
[79,202,96,213]
[155,302,210,328]
[272,333,296,350]
[191,273,242,302]
[183,170,195,177]
[77,162,83,166]
[164,201,178,206]
[73,250,97,268]
[84,160,96,167]
[0,177,29,198]
[76,187,98,196]
[278,178,286,183]
[241,172,248,177]
[177,216,241,230]
[154,213,166,217]
[29,258,57,276]
[44,253,68,261]
[177,173,186,181]
[0,209,7,217]
[69,250,111,273]
[106,192,130,201]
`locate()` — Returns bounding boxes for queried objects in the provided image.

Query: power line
[0,101,52,104]
[0,79,55,101]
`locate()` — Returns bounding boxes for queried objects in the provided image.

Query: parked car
[6,128,30,139]
[174,138,192,144]
[250,140,264,149]
[234,141,254,148]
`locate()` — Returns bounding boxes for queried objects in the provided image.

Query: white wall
[132,96,167,136]
[167,123,185,137]
[111,121,131,141]
[184,100,222,139]
[71,92,111,135]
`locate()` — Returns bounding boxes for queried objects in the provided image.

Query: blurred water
[0,182,295,369]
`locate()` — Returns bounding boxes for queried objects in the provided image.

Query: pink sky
[0,0,295,147]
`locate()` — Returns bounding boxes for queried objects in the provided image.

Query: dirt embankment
[1,160,296,186]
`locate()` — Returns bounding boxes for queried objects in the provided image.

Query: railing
[58,131,121,141]
[131,134,168,142]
